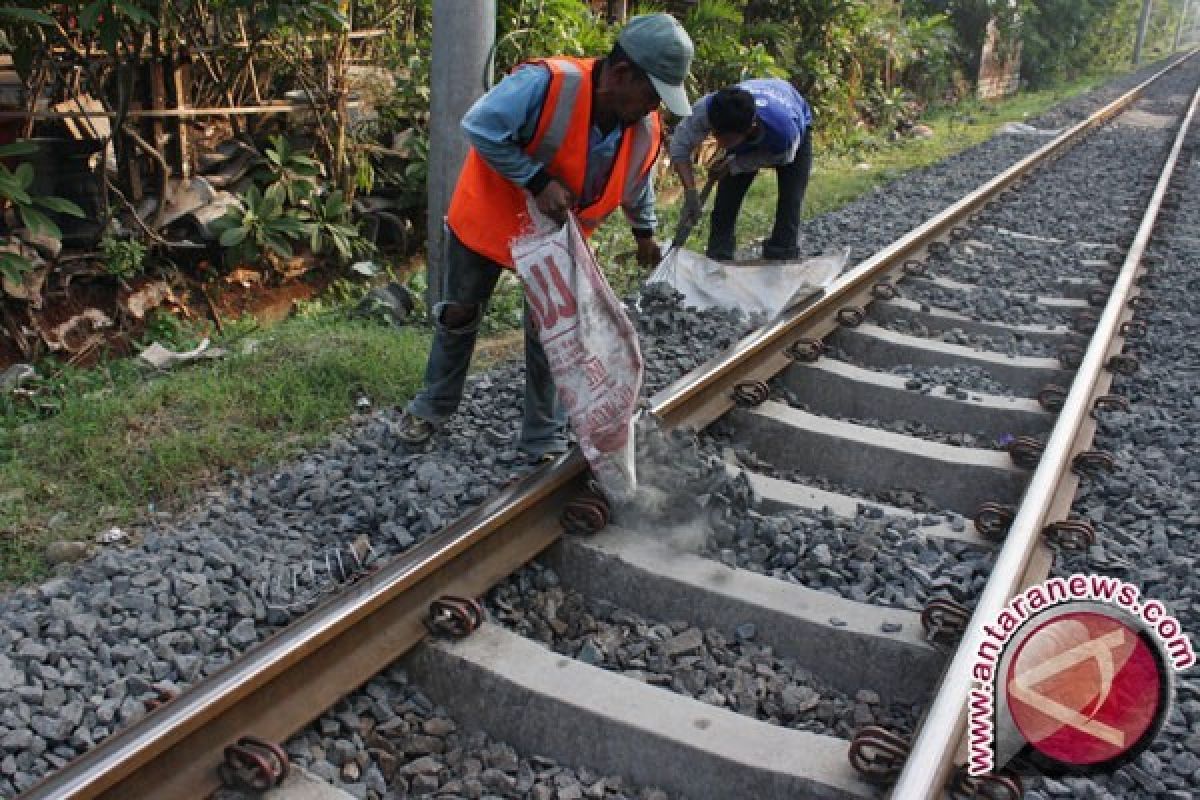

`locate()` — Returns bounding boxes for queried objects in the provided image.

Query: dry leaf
[225,267,264,288]
[38,308,114,351]
[119,279,176,319]
[274,250,317,279]
[1,262,48,308]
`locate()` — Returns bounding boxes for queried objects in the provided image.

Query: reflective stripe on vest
[447,56,660,268]
[532,59,584,165]
[577,115,659,229]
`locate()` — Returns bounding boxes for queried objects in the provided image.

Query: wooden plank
[171,56,191,178]
[53,94,111,140]
[149,60,170,176]
[125,107,145,203]
[0,101,365,120]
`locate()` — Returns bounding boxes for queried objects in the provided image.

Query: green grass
[0,317,428,585]
[0,67,1133,586]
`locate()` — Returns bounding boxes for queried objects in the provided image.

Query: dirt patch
[208,270,332,325]
[474,328,524,369]
[0,269,343,370]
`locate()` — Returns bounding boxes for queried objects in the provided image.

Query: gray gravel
[794,57,1194,265]
[215,664,678,800]
[871,67,1198,347]
[622,418,994,611]
[1015,114,1200,800]
[0,56,1195,798]
[633,283,750,396]
[918,228,1118,293]
[897,280,1072,328]
[748,62,1198,490]
[487,564,921,739]
[879,313,1062,359]
[768,382,1003,449]
[827,350,1022,397]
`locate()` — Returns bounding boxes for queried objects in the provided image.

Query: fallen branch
[199,282,224,335]
[121,124,173,229]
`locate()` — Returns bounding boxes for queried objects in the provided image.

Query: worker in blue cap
[396,13,695,462]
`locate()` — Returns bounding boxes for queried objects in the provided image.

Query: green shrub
[100,235,148,282]
[0,141,85,286]
[213,184,311,264]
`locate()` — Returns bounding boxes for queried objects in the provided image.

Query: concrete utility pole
[427,0,495,305]
[1134,0,1154,64]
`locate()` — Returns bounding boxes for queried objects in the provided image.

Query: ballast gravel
[0,56,1196,799]
[630,420,995,610]
[877,313,1062,359]
[827,351,1020,398]
[1014,119,1200,800]
[793,57,1197,265]
[215,665,677,800]
[487,564,921,739]
[761,76,1195,448]
[768,382,1002,450]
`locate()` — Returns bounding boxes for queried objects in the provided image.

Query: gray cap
[617,13,694,116]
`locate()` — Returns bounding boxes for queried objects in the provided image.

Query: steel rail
[18,452,591,800]
[890,81,1200,800]
[18,54,1195,800]
[650,53,1195,431]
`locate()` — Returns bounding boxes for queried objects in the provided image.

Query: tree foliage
[928,0,1189,89]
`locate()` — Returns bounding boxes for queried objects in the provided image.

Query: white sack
[648,248,848,319]
[511,214,643,500]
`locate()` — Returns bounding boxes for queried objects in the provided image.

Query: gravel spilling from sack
[633,283,752,396]
[0,58,1195,797]
[487,565,921,739]
[627,419,994,611]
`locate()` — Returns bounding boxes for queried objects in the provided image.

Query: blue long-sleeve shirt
[460,63,657,232]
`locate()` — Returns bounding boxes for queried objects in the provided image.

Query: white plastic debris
[998,122,1063,136]
[1,364,36,392]
[138,338,228,369]
[96,527,129,545]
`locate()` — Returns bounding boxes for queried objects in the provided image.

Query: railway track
[15,54,1200,800]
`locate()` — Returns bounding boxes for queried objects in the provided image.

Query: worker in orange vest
[397,13,694,462]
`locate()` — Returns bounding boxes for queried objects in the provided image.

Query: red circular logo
[1005,610,1164,767]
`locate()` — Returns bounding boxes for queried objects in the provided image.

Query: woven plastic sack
[511,213,643,499]
[648,247,848,320]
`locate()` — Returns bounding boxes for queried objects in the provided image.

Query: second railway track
[11,52,1200,800]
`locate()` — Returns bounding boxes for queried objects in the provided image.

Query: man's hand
[680,187,703,231]
[535,179,574,225]
[635,235,661,268]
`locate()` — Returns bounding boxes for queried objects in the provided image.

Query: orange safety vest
[446,56,662,269]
